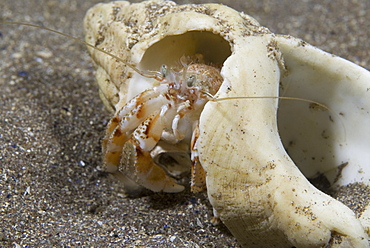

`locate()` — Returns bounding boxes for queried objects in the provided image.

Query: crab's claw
[120,140,185,193]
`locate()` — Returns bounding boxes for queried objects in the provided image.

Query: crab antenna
[2,22,163,81]
[211,95,347,141]
[213,95,327,108]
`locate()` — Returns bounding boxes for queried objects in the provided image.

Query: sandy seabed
[1,0,369,247]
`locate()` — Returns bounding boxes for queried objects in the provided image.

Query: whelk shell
[84,0,370,247]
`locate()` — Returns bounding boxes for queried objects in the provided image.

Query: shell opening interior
[277,97,341,193]
[138,31,232,72]
[277,63,370,193]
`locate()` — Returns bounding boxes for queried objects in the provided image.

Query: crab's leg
[120,110,185,193]
[102,116,127,171]
[102,86,168,172]
[190,123,207,193]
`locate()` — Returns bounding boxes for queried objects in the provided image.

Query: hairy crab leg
[122,140,184,192]
[102,86,168,172]
[120,110,185,192]
[190,124,207,193]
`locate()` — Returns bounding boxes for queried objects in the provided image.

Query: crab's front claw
[120,139,185,193]
[198,36,369,247]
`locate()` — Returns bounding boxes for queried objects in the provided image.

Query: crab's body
[102,61,222,193]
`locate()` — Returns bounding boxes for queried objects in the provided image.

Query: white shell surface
[199,34,370,247]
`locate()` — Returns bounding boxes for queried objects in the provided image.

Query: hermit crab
[101,57,222,193]
[83,0,370,247]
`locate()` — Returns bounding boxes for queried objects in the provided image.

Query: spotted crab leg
[119,110,185,193]
[190,123,207,193]
[102,86,168,172]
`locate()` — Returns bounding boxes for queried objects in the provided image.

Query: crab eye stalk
[160,64,169,78]
[187,75,196,87]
